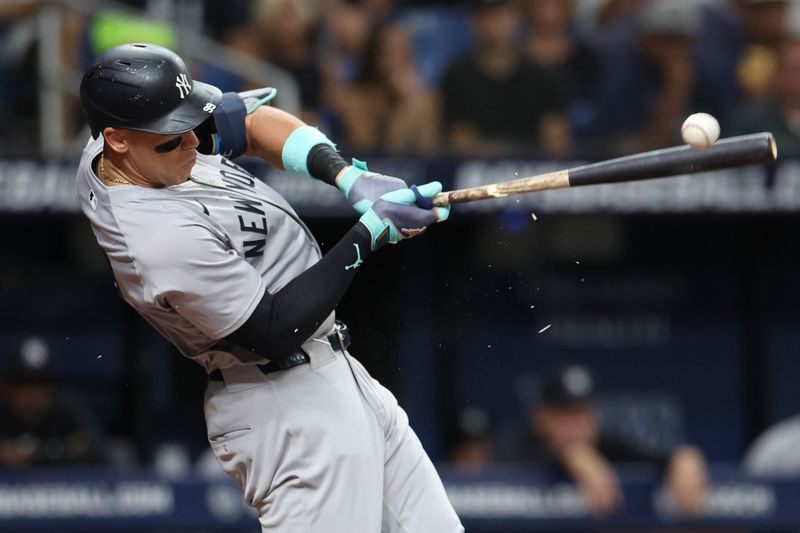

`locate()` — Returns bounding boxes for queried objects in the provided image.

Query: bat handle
[431,192,450,207]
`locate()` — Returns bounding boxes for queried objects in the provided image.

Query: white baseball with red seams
[681,113,720,149]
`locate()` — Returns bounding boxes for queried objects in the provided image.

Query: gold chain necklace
[99,154,131,185]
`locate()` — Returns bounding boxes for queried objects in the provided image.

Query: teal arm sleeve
[281,126,336,178]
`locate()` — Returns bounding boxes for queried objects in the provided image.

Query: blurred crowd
[4,0,800,523]
[4,0,800,157]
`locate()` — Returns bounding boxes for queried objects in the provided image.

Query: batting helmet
[80,43,222,138]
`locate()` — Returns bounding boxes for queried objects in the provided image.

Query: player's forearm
[226,224,371,360]
[244,107,351,187]
[243,106,307,168]
[240,99,421,222]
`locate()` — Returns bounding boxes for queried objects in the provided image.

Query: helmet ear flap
[194,116,220,155]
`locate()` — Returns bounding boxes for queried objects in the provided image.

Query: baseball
[681,113,720,150]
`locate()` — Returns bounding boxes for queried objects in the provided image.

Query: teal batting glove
[337,159,408,214]
[358,181,448,250]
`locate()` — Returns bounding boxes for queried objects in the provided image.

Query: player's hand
[665,445,709,517]
[195,87,277,158]
[358,181,449,250]
[560,444,623,516]
[337,160,408,214]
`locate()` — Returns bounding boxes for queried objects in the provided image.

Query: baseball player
[76,43,463,532]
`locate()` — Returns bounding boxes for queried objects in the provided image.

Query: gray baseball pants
[204,336,464,532]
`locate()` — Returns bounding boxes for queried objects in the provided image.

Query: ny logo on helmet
[176,74,191,99]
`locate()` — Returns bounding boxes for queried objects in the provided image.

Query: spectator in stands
[447,407,494,471]
[319,0,372,86]
[199,0,303,116]
[583,0,713,155]
[440,0,570,157]
[1,1,84,155]
[728,38,800,157]
[251,0,323,123]
[331,22,439,153]
[0,1,39,18]
[0,337,105,467]
[495,364,709,517]
[202,0,308,107]
[203,0,252,44]
[519,0,599,133]
[361,0,396,19]
[692,0,792,127]
[572,0,642,42]
[733,0,791,103]
[0,2,40,153]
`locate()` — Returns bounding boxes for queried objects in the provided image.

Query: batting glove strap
[358,209,394,250]
[336,159,369,197]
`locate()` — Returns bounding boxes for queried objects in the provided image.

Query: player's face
[123,130,200,186]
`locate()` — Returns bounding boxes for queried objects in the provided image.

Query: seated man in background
[0,337,105,467]
[496,364,709,517]
[446,406,495,471]
[440,0,570,157]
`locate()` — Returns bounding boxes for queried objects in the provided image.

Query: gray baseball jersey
[75,135,334,372]
[76,135,463,532]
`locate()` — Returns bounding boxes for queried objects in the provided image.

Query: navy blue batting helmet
[80,43,222,138]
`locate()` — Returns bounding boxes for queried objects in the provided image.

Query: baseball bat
[431,132,777,206]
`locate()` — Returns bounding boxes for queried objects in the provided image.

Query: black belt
[208,321,350,382]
